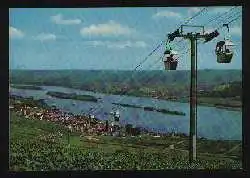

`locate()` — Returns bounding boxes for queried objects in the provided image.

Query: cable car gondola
[114,110,120,122]
[215,24,235,63]
[163,49,179,70]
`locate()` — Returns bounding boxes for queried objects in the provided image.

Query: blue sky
[9,7,242,70]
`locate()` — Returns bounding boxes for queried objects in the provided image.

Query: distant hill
[9,69,242,88]
[9,69,242,107]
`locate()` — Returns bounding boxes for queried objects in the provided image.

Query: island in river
[9,70,242,111]
[46,91,98,102]
[10,84,43,90]
[112,102,186,116]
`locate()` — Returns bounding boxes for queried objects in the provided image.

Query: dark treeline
[10,69,242,99]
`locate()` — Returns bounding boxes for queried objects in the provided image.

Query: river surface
[9,85,242,140]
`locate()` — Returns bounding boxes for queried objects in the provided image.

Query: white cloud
[210,7,231,14]
[188,7,201,16]
[85,41,105,46]
[51,14,82,25]
[204,28,215,34]
[108,41,147,49]
[80,20,134,36]
[230,26,241,36]
[134,41,147,48]
[152,10,182,19]
[84,40,147,49]
[33,33,56,41]
[9,26,24,39]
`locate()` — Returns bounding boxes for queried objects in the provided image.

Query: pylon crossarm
[180,25,205,35]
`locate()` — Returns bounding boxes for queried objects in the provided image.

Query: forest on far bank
[9,69,242,100]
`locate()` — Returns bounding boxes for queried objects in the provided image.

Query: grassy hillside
[10,110,242,170]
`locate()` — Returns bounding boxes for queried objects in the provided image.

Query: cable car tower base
[167,25,218,163]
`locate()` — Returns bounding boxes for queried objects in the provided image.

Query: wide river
[10,85,242,140]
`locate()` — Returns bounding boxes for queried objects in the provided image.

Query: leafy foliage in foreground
[10,139,241,171]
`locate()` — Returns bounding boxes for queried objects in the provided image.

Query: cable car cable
[164,9,242,133]
[208,8,241,29]
[164,7,208,48]
[202,15,241,124]
[96,54,166,114]
[213,14,241,32]
[172,7,241,53]
[203,14,241,44]
[84,52,166,117]
[83,39,165,117]
[84,40,167,116]
[173,12,241,65]
[208,8,241,32]
[84,7,225,117]
[134,41,165,70]
[206,6,239,25]
[176,7,208,30]
[83,40,165,117]
[219,15,241,30]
